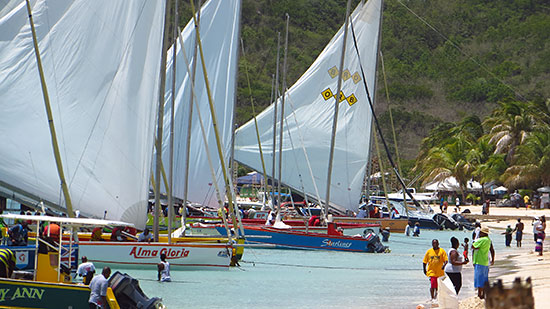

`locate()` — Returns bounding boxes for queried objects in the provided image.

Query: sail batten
[0,0,166,228]
[234,0,382,213]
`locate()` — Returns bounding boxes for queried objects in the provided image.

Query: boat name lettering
[129,246,189,259]
[321,239,352,248]
[160,247,189,259]
[0,287,44,302]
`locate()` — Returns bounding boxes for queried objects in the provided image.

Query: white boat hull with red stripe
[79,241,232,270]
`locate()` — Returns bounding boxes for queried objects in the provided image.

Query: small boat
[216,224,388,253]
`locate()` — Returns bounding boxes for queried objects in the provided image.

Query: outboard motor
[109,271,162,309]
[363,230,389,253]
[433,213,459,230]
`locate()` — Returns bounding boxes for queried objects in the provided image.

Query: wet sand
[457,205,550,309]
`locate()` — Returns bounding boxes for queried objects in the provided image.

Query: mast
[189,0,240,237]
[181,0,202,237]
[154,0,173,241]
[324,0,352,219]
[240,38,269,205]
[230,3,244,221]
[271,32,281,211]
[276,15,289,219]
[168,0,179,243]
[24,0,75,218]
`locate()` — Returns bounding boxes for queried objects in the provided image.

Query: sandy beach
[455,204,550,309]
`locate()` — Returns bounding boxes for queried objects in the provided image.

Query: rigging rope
[349,16,421,208]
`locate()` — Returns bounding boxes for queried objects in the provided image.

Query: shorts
[430,276,438,289]
[474,264,489,288]
[516,231,522,241]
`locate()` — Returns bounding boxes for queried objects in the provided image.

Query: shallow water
[113,229,512,309]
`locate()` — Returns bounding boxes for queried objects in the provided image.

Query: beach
[457,204,550,309]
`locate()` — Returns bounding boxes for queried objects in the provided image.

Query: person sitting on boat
[43,223,60,241]
[265,211,276,226]
[412,222,420,237]
[157,253,171,282]
[110,226,126,241]
[76,256,95,285]
[91,227,103,241]
[88,266,111,308]
[308,215,321,227]
[356,205,368,218]
[138,228,153,242]
[0,248,16,278]
[8,221,28,246]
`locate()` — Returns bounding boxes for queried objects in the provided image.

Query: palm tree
[501,130,550,188]
[470,136,507,200]
[414,116,484,201]
[483,100,535,164]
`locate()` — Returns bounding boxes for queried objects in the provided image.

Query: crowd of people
[422,225,495,303]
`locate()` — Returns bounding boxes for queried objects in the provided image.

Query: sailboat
[0,0,166,306]
[230,0,390,252]
[0,0,233,270]
[81,0,243,269]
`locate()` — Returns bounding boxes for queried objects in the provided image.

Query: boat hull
[217,226,375,252]
[0,278,90,309]
[79,242,232,270]
[332,217,409,232]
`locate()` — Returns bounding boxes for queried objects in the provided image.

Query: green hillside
[230,0,550,161]
[175,0,550,190]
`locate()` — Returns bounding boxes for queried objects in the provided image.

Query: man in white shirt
[76,256,95,285]
[88,266,111,308]
[356,205,368,219]
[157,253,171,282]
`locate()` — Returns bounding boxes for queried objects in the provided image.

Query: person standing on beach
[472,227,495,299]
[423,239,448,302]
[535,216,546,255]
[512,218,524,247]
[533,216,542,242]
[445,237,468,294]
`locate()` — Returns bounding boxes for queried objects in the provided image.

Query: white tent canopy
[493,186,508,193]
[424,177,482,192]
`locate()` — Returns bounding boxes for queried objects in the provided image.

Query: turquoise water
[116,229,512,309]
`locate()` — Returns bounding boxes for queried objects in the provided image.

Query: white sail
[234,0,382,213]
[0,0,166,228]
[161,0,241,207]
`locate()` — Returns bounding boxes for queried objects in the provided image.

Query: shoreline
[457,205,550,309]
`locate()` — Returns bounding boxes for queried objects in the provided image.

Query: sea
[111,228,514,309]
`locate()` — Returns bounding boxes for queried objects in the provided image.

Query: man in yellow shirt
[423,239,448,301]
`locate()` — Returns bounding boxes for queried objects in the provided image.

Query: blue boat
[217,225,388,253]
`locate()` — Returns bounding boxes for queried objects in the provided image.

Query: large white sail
[0,0,165,228]
[234,0,382,213]
[161,0,241,207]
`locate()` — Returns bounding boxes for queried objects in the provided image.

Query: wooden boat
[216,224,388,253]
[79,241,232,270]
[0,214,163,309]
